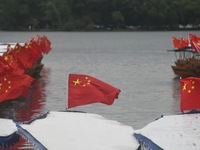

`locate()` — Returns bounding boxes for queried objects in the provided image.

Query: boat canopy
[134,113,200,150]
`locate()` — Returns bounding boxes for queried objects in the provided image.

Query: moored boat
[168,34,200,78]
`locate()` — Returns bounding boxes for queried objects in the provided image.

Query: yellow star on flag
[183,83,187,90]
[73,79,81,85]
[186,80,195,94]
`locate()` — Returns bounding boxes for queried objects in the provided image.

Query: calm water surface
[1,31,200,149]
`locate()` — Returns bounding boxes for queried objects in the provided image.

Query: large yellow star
[73,78,81,85]
[4,56,8,61]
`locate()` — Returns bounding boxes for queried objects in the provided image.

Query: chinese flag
[38,35,51,54]
[180,37,189,47]
[189,33,200,42]
[189,33,200,52]
[0,56,14,75]
[11,43,38,69]
[68,74,121,108]
[172,37,182,49]
[0,74,35,102]
[28,40,43,58]
[2,52,24,75]
[180,77,200,112]
[190,39,200,52]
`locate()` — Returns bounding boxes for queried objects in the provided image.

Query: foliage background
[0,0,199,31]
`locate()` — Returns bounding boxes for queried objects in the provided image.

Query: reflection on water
[0,68,50,149]
[171,77,181,113]
[172,77,181,101]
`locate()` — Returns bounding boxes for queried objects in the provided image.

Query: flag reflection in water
[0,68,50,149]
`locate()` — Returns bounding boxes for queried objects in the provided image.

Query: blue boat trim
[0,132,20,148]
[24,111,50,125]
[134,133,163,150]
[18,126,47,150]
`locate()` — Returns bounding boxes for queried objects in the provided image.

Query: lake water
[0,31,200,149]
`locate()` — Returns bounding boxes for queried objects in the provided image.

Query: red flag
[0,56,14,75]
[2,52,24,75]
[172,37,182,49]
[189,33,200,42]
[180,77,200,112]
[38,35,51,54]
[28,39,43,58]
[190,39,200,52]
[180,37,189,47]
[0,74,35,102]
[189,33,200,51]
[68,74,121,108]
[11,43,38,69]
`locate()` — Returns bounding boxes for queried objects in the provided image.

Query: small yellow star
[183,83,187,90]
[87,80,91,84]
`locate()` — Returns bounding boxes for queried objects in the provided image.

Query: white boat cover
[0,118,19,147]
[134,113,200,150]
[0,118,17,136]
[18,111,139,150]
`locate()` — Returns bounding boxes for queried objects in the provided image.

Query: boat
[168,34,200,78]
[169,49,200,78]
[1,110,199,150]
[24,56,44,78]
[0,111,140,150]
[134,112,200,150]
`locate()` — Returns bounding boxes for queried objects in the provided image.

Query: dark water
[0,31,200,149]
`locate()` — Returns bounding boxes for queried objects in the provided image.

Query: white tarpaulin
[19,111,139,150]
[0,118,17,136]
[134,113,200,150]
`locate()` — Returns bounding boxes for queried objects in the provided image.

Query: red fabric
[172,37,182,49]
[180,37,189,47]
[180,77,200,112]
[28,39,43,58]
[11,43,38,69]
[0,56,14,75]
[190,39,200,52]
[0,74,35,102]
[38,35,51,54]
[189,33,200,51]
[68,74,121,108]
[189,33,200,42]
[2,52,24,75]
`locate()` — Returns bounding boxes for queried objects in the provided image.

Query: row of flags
[0,35,51,103]
[172,33,200,52]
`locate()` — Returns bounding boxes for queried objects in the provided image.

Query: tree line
[0,0,199,31]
